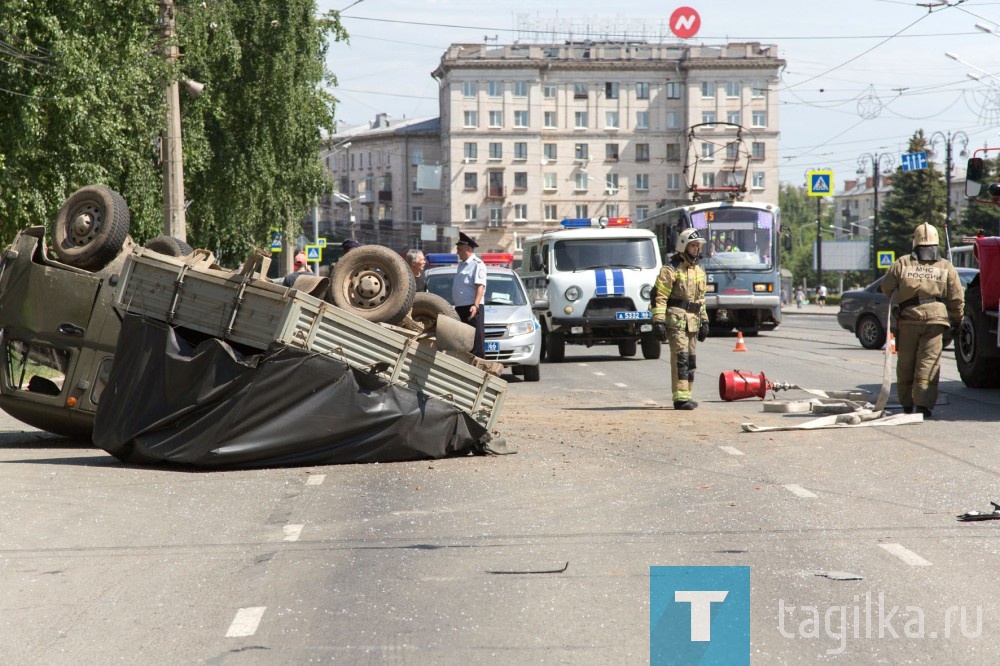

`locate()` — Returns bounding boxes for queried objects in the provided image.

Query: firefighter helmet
[911,223,939,248]
[675,228,706,254]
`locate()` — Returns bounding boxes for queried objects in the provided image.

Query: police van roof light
[560,217,632,229]
[424,252,514,267]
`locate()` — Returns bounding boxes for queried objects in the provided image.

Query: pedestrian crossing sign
[878,251,895,268]
[270,230,283,253]
[305,244,322,262]
[807,170,834,197]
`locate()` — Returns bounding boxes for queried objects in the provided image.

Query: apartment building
[322,40,784,254]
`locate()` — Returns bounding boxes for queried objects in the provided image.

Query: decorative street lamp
[928,130,969,260]
[857,153,894,282]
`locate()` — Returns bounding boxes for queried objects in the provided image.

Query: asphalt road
[1,311,999,664]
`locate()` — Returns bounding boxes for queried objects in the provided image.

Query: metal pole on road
[857,152,893,282]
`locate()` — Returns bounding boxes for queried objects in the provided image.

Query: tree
[879,129,946,260]
[0,1,346,265]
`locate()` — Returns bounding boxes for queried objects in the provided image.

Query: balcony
[486,186,506,199]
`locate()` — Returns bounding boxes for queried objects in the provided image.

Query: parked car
[837,268,978,349]
[424,259,542,381]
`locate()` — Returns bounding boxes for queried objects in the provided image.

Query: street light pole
[929,130,969,260]
[159,0,186,241]
[857,152,894,282]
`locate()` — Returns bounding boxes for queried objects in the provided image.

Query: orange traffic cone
[887,331,897,355]
[733,330,748,352]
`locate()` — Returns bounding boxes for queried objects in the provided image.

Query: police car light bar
[560,216,632,229]
[425,252,514,267]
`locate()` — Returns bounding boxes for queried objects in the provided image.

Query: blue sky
[317,0,1000,189]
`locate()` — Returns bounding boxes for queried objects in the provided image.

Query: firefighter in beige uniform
[880,223,964,418]
[651,228,710,410]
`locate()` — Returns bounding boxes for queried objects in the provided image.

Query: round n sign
[669,6,701,39]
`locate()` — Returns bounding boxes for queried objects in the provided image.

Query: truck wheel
[409,292,459,333]
[521,364,540,382]
[52,185,131,271]
[330,245,415,324]
[956,281,1000,387]
[618,340,637,357]
[144,235,193,257]
[546,331,566,363]
[641,333,661,359]
[856,314,886,350]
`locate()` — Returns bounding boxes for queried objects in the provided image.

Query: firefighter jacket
[652,253,708,333]
[880,254,964,326]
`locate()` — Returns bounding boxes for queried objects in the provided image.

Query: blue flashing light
[425,253,459,265]
[560,218,592,228]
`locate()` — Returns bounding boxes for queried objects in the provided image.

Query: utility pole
[857,152,893,282]
[160,0,186,241]
[816,196,823,287]
[929,130,969,261]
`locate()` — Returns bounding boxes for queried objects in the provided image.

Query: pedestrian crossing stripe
[877,251,895,268]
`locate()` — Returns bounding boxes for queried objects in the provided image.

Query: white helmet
[911,223,939,248]
[675,228,707,254]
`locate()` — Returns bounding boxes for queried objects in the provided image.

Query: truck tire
[330,245,415,324]
[618,340,637,357]
[956,281,1000,388]
[52,185,131,271]
[144,235,193,257]
[409,292,459,333]
[641,333,662,359]
[546,331,566,363]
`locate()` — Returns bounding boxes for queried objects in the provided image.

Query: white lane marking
[305,474,325,486]
[614,382,628,388]
[594,371,606,376]
[577,363,589,367]
[226,606,267,637]
[719,445,744,456]
[880,543,932,566]
[783,484,817,498]
[283,524,304,542]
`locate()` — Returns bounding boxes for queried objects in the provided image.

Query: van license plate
[485,341,500,353]
[616,311,651,320]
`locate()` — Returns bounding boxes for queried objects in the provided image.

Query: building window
[726,80,741,98]
[410,147,423,166]
[752,80,767,97]
[543,143,557,161]
[489,142,502,159]
[514,142,527,160]
[411,176,422,193]
[753,171,765,189]
[727,111,741,125]
[702,111,716,127]
[544,111,557,128]
[636,82,649,100]
[606,204,619,217]
[606,173,620,191]
[575,143,589,161]
[465,204,478,221]
[463,110,478,128]
[464,142,478,160]
[666,82,681,99]
[575,204,589,218]
[635,173,649,191]
[514,171,527,189]
[574,172,589,191]
[543,172,557,190]
[605,82,619,99]
[702,173,716,187]
[462,81,477,98]
[464,172,478,190]
[514,110,528,127]
[667,173,681,191]
[574,83,588,99]
[605,143,619,161]
[513,80,528,97]
[489,110,502,128]
[726,142,739,160]
[636,111,649,129]
[752,110,767,127]
[701,142,714,160]
[543,84,556,99]
[752,142,766,159]
[488,81,502,97]
[666,143,681,161]
[701,81,716,98]
[544,204,558,221]
[635,143,650,162]
[636,205,649,221]
[666,111,680,129]
[575,111,588,128]
[490,206,503,226]
[514,203,528,220]
[605,111,619,129]
[412,207,423,222]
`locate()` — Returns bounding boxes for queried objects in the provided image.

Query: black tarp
[93,316,492,468]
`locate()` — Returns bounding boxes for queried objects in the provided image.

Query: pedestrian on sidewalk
[816,284,828,307]
[795,287,805,309]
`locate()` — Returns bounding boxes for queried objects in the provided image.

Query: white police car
[424,253,542,381]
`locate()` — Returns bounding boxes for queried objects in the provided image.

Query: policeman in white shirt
[452,232,487,358]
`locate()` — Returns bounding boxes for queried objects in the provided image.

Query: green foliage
[879,129,946,261]
[0,1,346,264]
